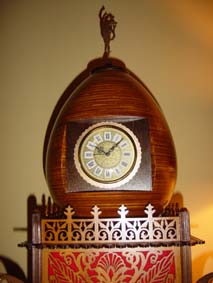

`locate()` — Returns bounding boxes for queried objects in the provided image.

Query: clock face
[74,122,142,189]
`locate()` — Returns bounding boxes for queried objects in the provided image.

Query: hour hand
[94,145,107,155]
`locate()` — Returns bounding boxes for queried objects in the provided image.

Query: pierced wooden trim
[41,203,180,245]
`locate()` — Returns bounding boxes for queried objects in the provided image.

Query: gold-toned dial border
[74,121,142,189]
[79,124,136,183]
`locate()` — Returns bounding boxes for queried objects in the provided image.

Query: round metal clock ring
[74,121,142,189]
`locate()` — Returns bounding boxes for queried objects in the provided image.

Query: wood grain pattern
[44,57,177,217]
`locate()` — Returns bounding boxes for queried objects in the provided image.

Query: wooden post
[179,208,192,283]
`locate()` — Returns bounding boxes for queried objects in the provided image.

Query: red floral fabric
[44,248,177,283]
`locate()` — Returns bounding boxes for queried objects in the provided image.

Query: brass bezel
[74,121,142,189]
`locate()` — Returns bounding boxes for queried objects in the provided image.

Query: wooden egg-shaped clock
[44,7,177,217]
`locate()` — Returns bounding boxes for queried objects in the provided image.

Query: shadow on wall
[196,272,213,283]
[0,255,27,282]
[193,253,213,282]
[170,192,184,209]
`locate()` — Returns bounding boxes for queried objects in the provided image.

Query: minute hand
[106,138,123,155]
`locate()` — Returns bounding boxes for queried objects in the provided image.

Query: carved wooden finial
[99,6,117,58]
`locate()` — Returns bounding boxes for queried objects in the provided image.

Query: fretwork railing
[41,204,180,245]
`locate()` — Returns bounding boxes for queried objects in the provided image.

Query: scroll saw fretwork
[41,204,180,244]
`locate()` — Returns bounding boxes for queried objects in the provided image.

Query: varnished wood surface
[45,57,177,217]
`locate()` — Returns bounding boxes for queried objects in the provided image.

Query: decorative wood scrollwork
[41,203,180,245]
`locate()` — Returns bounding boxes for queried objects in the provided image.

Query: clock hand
[94,145,107,155]
[106,138,123,156]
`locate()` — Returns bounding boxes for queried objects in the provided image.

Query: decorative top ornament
[99,6,117,58]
